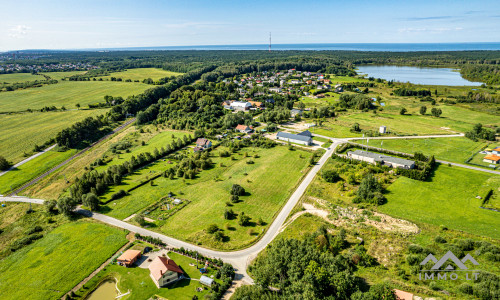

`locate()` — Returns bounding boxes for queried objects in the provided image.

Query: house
[269,87,282,93]
[347,150,415,169]
[492,147,500,155]
[235,124,253,133]
[230,101,252,111]
[196,138,212,149]
[483,154,500,164]
[200,275,214,287]
[149,256,184,288]
[394,289,413,300]
[117,249,142,267]
[248,100,264,108]
[276,131,313,146]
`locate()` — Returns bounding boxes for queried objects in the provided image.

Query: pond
[356,65,483,86]
[86,280,117,300]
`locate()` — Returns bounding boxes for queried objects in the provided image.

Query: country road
[0,144,56,177]
[7,118,136,196]
[0,143,337,285]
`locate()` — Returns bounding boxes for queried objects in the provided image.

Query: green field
[45,71,87,80]
[102,145,313,250]
[0,109,108,163]
[0,80,149,112]
[0,73,45,84]
[354,137,489,164]
[101,68,184,81]
[77,251,219,300]
[0,221,128,300]
[0,149,77,195]
[381,164,500,239]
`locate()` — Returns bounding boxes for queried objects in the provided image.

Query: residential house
[235,124,253,133]
[230,101,252,111]
[248,100,264,109]
[196,138,212,149]
[149,256,184,288]
[492,147,500,155]
[483,154,500,164]
[290,108,303,117]
[347,150,415,169]
[269,87,282,93]
[276,131,313,146]
[117,250,142,267]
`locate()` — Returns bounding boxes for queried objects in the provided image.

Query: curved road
[0,143,337,284]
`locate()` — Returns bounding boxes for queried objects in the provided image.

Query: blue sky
[0,0,499,51]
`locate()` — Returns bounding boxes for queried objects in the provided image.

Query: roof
[394,289,413,300]
[276,131,312,143]
[484,154,500,161]
[200,275,214,286]
[230,101,251,107]
[196,138,210,146]
[117,249,141,262]
[149,256,184,281]
[235,124,250,131]
[297,130,312,137]
[348,150,415,167]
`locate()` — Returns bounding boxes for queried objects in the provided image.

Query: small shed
[200,275,214,287]
[379,126,387,134]
[117,249,142,267]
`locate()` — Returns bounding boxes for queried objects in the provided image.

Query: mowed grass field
[103,145,313,250]
[0,149,77,195]
[0,221,128,300]
[0,80,150,112]
[0,109,107,163]
[358,137,489,163]
[380,164,500,239]
[0,73,45,84]
[101,68,184,81]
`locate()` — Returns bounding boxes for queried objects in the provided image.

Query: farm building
[276,131,313,146]
[149,256,184,288]
[483,154,500,164]
[117,249,142,267]
[230,101,252,111]
[347,150,415,169]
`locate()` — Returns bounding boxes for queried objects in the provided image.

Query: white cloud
[398,27,463,34]
[8,25,30,38]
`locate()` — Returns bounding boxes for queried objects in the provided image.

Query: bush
[434,236,447,243]
[207,224,219,234]
[429,281,441,291]
[238,212,250,226]
[230,184,245,196]
[322,170,340,183]
[0,155,11,171]
[458,283,473,295]
[134,214,147,226]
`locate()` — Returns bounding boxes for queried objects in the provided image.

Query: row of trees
[465,123,496,141]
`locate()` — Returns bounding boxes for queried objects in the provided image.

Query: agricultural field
[76,251,221,300]
[0,109,108,163]
[0,80,150,112]
[381,164,500,239]
[0,149,77,195]
[355,137,489,164]
[100,68,184,81]
[101,145,313,250]
[0,72,44,84]
[45,71,87,80]
[0,221,128,300]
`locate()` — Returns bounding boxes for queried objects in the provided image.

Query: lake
[356,65,483,86]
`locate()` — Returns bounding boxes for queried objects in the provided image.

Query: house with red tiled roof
[483,154,500,164]
[235,124,253,133]
[196,138,212,149]
[149,256,184,288]
[117,249,141,267]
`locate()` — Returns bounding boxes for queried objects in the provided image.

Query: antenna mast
[269,32,271,52]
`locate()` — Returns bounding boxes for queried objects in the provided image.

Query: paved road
[0,143,337,285]
[0,144,57,177]
[8,118,136,196]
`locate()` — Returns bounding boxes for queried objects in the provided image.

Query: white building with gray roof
[276,131,313,146]
[347,150,415,169]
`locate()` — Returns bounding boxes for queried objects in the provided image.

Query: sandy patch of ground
[123,213,156,223]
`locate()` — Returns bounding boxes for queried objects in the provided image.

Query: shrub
[429,281,441,291]
[230,184,245,196]
[0,155,12,171]
[434,236,447,243]
[207,224,219,234]
[322,170,341,183]
[458,283,473,295]
[238,212,250,226]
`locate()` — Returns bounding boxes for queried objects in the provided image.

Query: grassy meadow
[0,109,108,163]
[356,137,489,163]
[0,73,45,84]
[101,145,313,250]
[101,68,184,81]
[0,80,149,112]
[0,221,128,300]
[0,149,77,195]
[381,164,500,239]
